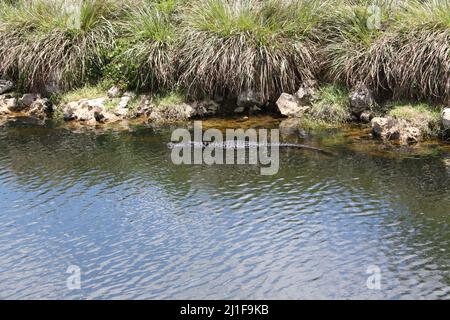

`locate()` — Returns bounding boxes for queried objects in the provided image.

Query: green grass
[0,0,119,92]
[308,85,351,124]
[0,0,448,106]
[107,0,177,91]
[389,0,450,101]
[154,91,186,107]
[322,0,400,92]
[177,0,325,100]
[58,84,107,104]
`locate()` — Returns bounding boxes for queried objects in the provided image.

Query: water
[0,118,449,299]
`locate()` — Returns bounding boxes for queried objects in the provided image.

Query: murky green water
[0,117,449,299]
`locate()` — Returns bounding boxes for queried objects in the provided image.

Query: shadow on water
[0,117,449,299]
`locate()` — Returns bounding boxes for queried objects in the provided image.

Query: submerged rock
[349,83,376,118]
[276,93,309,117]
[279,118,302,136]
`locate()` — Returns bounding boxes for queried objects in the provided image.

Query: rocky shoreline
[1,79,449,145]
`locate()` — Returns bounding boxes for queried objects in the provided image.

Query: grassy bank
[0,0,448,105]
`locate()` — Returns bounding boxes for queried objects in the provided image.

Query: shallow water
[0,117,449,299]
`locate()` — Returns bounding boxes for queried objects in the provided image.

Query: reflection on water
[0,118,449,299]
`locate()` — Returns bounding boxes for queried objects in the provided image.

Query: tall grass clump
[322,0,402,94]
[107,0,177,91]
[309,84,351,124]
[0,0,120,92]
[177,0,326,100]
[391,0,450,102]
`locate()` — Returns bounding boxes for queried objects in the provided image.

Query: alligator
[167,141,334,155]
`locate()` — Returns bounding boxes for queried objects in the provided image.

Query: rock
[80,98,107,109]
[399,126,421,145]
[237,90,265,109]
[123,91,136,98]
[118,96,131,109]
[191,100,219,117]
[295,80,318,105]
[360,110,373,123]
[101,112,120,123]
[19,93,39,108]
[371,117,422,145]
[251,105,261,113]
[349,83,376,117]
[371,117,389,136]
[234,106,245,113]
[111,96,131,117]
[442,108,450,130]
[62,98,107,122]
[131,97,153,118]
[28,98,53,119]
[0,80,14,94]
[149,103,195,122]
[108,86,122,99]
[2,97,19,112]
[276,93,309,117]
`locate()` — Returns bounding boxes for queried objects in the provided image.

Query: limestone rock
[360,110,373,123]
[191,100,220,117]
[149,103,195,122]
[276,93,309,118]
[19,93,39,108]
[371,117,422,145]
[349,83,376,117]
[108,86,122,99]
[28,98,53,119]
